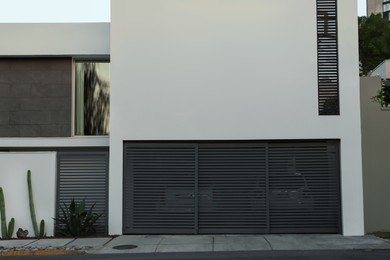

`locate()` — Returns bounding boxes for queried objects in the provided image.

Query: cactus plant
[39,219,45,238]
[0,187,7,238]
[27,170,45,238]
[7,218,14,239]
[0,187,15,239]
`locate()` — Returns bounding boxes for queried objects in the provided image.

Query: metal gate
[57,152,109,234]
[123,141,340,234]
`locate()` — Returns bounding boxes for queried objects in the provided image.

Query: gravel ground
[0,245,93,252]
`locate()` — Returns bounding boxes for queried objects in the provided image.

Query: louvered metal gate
[57,152,109,234]
[123,141,340,234]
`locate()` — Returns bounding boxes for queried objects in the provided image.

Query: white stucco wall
[110,0,363,235]
[0,152,56,238]
[338,0,364,236]
[0,23,109,56]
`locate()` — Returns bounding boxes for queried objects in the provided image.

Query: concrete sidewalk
[93,234,390,254]
[1,235,390,255]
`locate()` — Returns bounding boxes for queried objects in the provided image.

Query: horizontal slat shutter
[317,0,339,115]
[57,152,109,234]
[198,143,267,233]
[124,143,196,234]
[268,142,340,233]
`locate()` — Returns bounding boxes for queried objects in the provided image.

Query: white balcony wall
[0,152,56,238]
[110,0,363,235]
[0,23,110,56]
[0,23,110,148]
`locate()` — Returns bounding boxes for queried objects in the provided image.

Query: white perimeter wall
[110,0,363,235]
[0,152,56,238]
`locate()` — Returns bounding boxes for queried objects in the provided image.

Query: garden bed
[373,231,390,239]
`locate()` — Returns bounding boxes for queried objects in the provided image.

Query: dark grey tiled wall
[0,58,72,137]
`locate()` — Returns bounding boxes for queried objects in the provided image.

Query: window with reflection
[75,62,110,135]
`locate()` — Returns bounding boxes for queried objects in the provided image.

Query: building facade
[0,23,110,236]
[367,0,383,16]
[385,1,390,20]
[369,59,390,79]
[0,0,364,237]
[109,0,363,236]
[367,0,390,20]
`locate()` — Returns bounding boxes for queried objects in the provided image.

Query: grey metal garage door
[123,141,340,234]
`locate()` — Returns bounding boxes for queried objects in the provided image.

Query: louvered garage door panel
[268,142,340,233]
[198,144,267,233]
[124,141,340,234]
[124,144,196,233]
[57,152,109,234]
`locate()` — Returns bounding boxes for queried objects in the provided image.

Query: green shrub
[373,231,390,239]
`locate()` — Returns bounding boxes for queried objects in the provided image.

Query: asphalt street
[2,250,390,260]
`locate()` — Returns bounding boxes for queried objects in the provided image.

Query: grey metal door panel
[57,152,109,235]
[198,143,268,233]
[268,142,340,233]
[123,141,340,234]
[123,143,196,234]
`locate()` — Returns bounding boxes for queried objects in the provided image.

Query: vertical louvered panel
[124,143,196,233]
[268,142,340,233]
[317,0,339,115]
[57,152,109,234]
[198,143,267,233]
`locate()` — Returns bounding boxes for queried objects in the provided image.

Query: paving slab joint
[263,236,273,250]
[375,236,390,244]
[63,238,76,247]
[24,240,38,247]
[101,237,115,247]
[154,236,163,252]
[88,238,115,254]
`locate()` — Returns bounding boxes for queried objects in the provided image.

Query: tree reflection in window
[75,62,110,135]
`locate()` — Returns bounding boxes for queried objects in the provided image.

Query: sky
[0,0,367,22]
[0,0,110,22]
[358,0,367,16]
